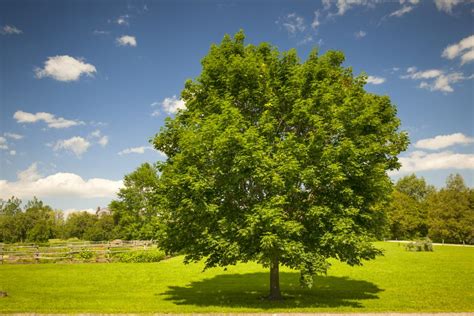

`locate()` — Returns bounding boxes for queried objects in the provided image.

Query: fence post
[34,245,39,264]
[0,244,3,265]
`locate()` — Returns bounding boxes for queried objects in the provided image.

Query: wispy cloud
[354,30,367,39]
[35,55,97,82]
[116,35,137,47]
[415,133,474,150]
[277,13,306,34]
[0,137,8,150]
[434,0,465,13]
[13,110,84,129]
[116,15,130,26]
[389,5,414,17]
[118,146,165,157]
[93,30,110,35]
[1,25,22,35]
[4,132,23,140]
[322,0,380,16]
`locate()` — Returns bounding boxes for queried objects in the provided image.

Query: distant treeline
[0,163,472,244]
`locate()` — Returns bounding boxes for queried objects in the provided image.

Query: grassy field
[0,242,473,313]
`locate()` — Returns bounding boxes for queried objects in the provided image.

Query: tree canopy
[153,31,409,299]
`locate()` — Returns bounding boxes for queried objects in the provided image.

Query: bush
[406,238,433,252]
[78,248,94,260]
[115,249,166,263]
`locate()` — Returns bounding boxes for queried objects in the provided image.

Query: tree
[153,31,408,299]
[0,197,23,242]
[64,211,98,240]
[427,174,474,244]
[109,163,162,240]
[387,174,434,239]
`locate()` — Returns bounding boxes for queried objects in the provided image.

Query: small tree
[153,31,408,299]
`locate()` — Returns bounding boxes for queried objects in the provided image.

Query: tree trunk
[269,256,282,300]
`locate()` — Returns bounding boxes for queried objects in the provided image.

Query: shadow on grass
[161,272,382,309]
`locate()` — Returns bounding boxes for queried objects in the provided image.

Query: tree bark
[269,256,282,300]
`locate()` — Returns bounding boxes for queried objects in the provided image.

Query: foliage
[387,174,432,240]
[153,31,408,296]
[109,163,162,240]
[1,242,473,313]
[405,238,433,252]
[426,174,474,244]
[78,248,94,260]
[114,249,166,263]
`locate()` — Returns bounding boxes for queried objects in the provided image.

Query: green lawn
[0,242,473,313]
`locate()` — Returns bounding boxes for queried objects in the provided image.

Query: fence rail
[0,240,157,264]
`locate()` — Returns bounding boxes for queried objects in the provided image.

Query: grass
[0,242,473,313]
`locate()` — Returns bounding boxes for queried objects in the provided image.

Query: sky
[0,0,473,212]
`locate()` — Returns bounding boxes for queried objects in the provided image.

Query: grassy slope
[0,242,473,313]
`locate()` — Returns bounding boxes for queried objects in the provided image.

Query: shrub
[406,238,433,252]
[78,248,94,260]
[115,249,166,263]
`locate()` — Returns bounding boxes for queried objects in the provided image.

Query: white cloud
[35,55,97,82]
[4,132,23,140]
[323,0,379,15]
[161,95,186,114]
[117,35,137,47]
[53,136,90,157]
[116,15,130,26]
[400,0,419,4]
[118,146,152,155]
[367,75,386,85]
[390,150,474,175]
[311,11,321,30]
[389,5,414,17]
[118,146,166,157]
[278,13,306,34]
[401,67,472,93]
[415,133,474,150]
[13,110,84,129]
[355,30,367,38]
[0,163,123,199]
[297,35,314,46]
[434,0,464,13]
[0,137,8,150]
[442,35,474,65]
[1,25,22,35]
[9,150,16,156]
[93,30,110,35]
[98,136,109,147]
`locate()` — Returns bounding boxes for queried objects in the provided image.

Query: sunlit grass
[0,242,472,313]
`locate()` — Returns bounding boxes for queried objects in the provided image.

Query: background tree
[427,174,473,244]
[109,163,162,240]
[0,197,24,243]
[153,31,408,299]
[387,174,433,239]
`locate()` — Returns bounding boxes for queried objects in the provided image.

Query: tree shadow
[161,272,382,309]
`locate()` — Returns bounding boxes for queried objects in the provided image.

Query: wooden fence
[0,240,156,264]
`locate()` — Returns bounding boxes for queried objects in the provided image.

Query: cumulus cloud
[0,163,123,199]
[161,96,186,114]
[13,110,84,129]
[415,133,474,150]
[35,55,96,82]
[389,5,414,17]
[355,30,367,38]
[9,150,16,156]
[390,150,474,175]
[401,67,472,93]
[4,132,23,140]
[118,146,152,155]
[1,25,22,35]
[434,0,465,13]
[366,75,386,85]
[116,35,137,47]
[98,136,109,147]
[442,35,474,65]
[53,136,90,157]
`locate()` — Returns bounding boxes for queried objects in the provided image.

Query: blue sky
[1,0,473,211]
